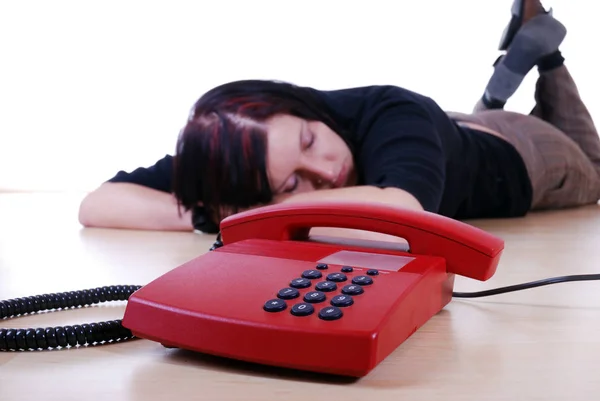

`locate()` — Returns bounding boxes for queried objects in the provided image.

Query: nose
[300,160,337,189]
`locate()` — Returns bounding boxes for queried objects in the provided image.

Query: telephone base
[123,238,457,377]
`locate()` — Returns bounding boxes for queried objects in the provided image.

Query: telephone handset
[220,201,503,281]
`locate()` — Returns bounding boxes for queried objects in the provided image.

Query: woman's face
[265,114,356,195]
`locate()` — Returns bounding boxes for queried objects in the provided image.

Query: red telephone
[122,201,503,377]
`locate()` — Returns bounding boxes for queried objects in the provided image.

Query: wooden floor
[1,192,600,400]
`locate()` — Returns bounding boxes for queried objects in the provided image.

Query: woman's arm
[78,182,193,231]
[272,186,423,244]
[78,155,219,232]
[275,185,423,211]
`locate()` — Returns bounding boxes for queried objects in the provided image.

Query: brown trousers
[448,65,600,210]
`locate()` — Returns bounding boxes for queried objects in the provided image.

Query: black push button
[290,278,311,289]
[318,306,343,321]
[291,303,314,316]
[316,263,329,270]
[367,269,379,276]
[315,281,337,292]
[302,269,322,279]
[327,273,347,282]
[331,294,354,307]
[277,287,300,300]
[341,266,353,273]
[264,299,287,312]
[341,284,364,295]
[303,291,327,303]
[352,275,373,285]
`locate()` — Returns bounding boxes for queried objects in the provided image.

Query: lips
[333,161,349,188]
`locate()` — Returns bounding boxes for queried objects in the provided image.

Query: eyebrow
[273,120,304,193]
[298,119,305,151]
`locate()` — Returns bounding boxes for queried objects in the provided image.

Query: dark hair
[173,79,343,222]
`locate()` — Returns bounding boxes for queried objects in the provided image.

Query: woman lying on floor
[79,0,600,236]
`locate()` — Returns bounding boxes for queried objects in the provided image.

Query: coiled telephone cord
[0,238,227,353]
[0,285,141,352]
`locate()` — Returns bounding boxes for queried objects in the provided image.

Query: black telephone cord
[451,273,600,298]
[0,285,141,352]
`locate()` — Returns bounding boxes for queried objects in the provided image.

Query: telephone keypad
[302,270,323,279]
[326,273,347,282]
[277,287,300,300]
[318,306,343,321]
[303,291,327,303]
[291,303,314,316]
[315,281,337,292]
[352,276,373,286]
[290,278,312,289]
[330,294,354,307]
[267,264,380,320]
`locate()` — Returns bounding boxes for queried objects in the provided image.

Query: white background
[0,0,597,192]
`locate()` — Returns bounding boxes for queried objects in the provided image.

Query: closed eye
[304,128,315,150]
[284,175,299,193]
[279,121,315,194]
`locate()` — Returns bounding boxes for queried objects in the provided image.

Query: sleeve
[357,97,446,213]
[106,154,174,193]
